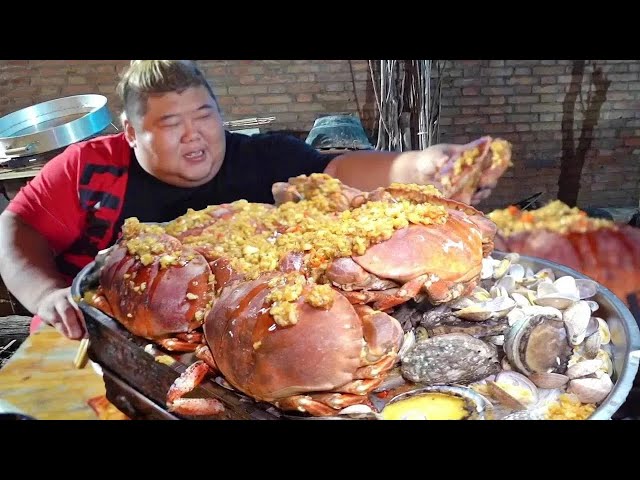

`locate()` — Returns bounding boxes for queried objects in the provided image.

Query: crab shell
[319,184,498,307]
[350,208,489,304]
[203,274,404,407]
[97,232,213,340]
[495,225,640,305]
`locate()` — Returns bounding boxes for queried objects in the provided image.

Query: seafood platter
[72,138,640,420]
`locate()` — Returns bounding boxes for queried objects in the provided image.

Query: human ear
[123,115,137,148]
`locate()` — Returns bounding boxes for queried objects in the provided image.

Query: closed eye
[194,111,213,120]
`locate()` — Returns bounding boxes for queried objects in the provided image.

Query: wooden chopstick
[73,338,90,369]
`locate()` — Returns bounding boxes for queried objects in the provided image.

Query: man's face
[124,85,226,187]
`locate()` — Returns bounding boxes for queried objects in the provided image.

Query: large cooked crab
[490,201,640,305]
[87,144,509,417]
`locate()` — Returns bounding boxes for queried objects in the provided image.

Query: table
[0,324,108,420]
[0,165,42,182]
[0,166,42,205]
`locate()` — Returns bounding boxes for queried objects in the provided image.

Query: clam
[486,371,539,410]
[454,296,516,321]
[471,288,492,302]
[567,374,614,404]
[511,292,531,308]
[575,279,598,300]
[337,404,381,420]
[495,275,516,293]
[493,253,519,280]
[508,263,525,282]
[535,276,581,309]
[583,330,602,359]
[596,349,614,376]
[566,359,603,379]
[585,316,600,337]
[535,294,578,310]
[528,372,570,389]
[481,258,495,280]
[563,301,592,346]
[535,268,555,282]
[586,300,599,313]
[504,314,573,376]
[489,285,510,299]
[596,318,611,344]
[418,253,617,418]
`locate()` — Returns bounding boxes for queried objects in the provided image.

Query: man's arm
[323,150,440,193]
[0,211,68,313]
[323,137,510,205]
[246,133,436,194]
[0,145,88,339]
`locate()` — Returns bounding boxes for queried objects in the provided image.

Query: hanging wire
[370,59,444,151]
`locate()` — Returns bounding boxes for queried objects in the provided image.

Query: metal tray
[71,251,640,420]
[0,94,113,161]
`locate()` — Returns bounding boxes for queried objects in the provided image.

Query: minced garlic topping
[545,393,596,420]
[489,139,511,170]
[121,218,194,268]
[164,205,221,237]
[488,200,616,237]
[119,174,453,326]
[179,175,449,282]
[265,273,336,327]
[442,139,512,187]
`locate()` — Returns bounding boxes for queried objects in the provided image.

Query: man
[0,60,501,341]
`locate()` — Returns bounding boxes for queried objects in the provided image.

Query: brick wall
[0,59,375,136]
[437,60,640,211]
[1,59,638,211]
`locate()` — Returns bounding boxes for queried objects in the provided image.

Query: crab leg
[166,361,225,416]
[341,273,430,311]
[276,392,371,417]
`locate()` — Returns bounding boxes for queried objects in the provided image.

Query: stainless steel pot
[492,251,640,420]
[0,94,113,161]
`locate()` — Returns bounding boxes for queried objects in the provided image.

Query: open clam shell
[453,296,516,321]
[563,301,592,346]
[486,371,539,410]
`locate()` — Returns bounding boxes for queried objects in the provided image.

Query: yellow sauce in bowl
[381,392,470,420]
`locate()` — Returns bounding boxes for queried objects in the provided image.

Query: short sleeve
[6,144,85,254]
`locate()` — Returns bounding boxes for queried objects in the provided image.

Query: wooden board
[101,366,179,420]
[0,325,108,420]
[81,301,281,420]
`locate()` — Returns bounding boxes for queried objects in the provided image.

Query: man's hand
[323,135,511,205]
[419,137,492,173]
[416,137,511,205]
[36,287,86,340]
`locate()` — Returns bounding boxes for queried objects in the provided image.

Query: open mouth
[184,150,206,161]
